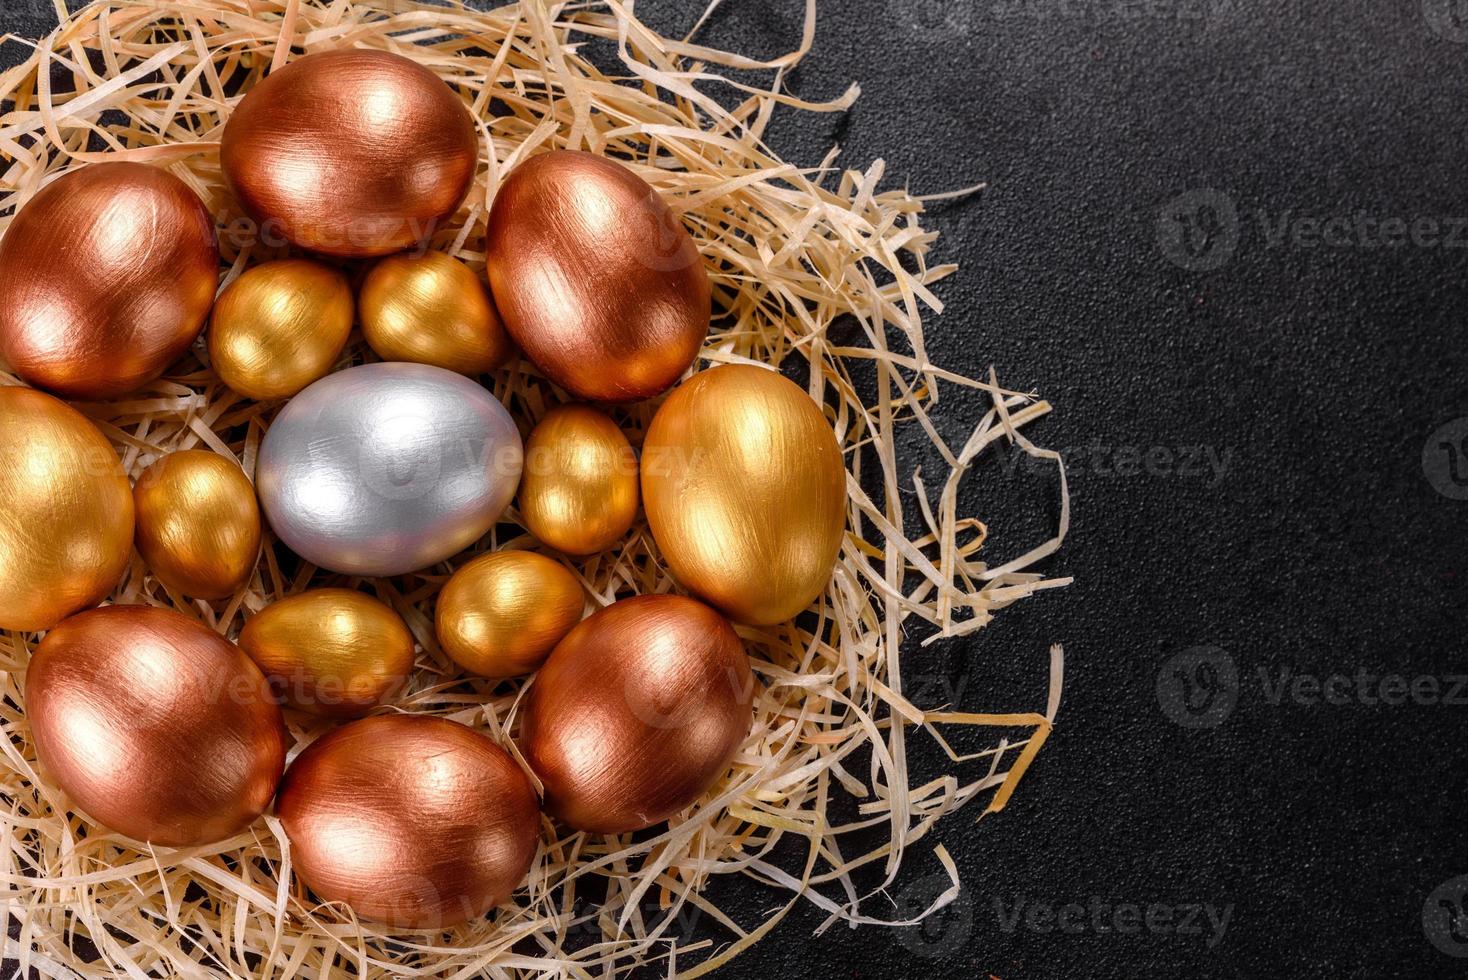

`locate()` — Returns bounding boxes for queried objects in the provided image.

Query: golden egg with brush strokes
[436,551,584,678]
[641,364,847,625]
[360,251,512,376]
[519,404,639,555]
[133,450,261,599]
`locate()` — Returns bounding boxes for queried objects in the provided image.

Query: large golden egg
[207,258,353,401]
[221,49,479,258]
[25,605,286,846]
[0,387,133,631]
[484,150,709,401]
[277,715,540,929]
[133,450,261,599]
[436,551,583,678]
[360,252,511,376]
[0,162,218,399]
[519,404,639,555]
[520,595,752,834]
[238,589,415,717]
[641,365,846,625]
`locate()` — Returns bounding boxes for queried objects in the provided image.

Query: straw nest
[0,0,1071,976]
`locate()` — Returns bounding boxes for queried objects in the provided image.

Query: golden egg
[436,551,583,678]
[641,365,846,625]
[277,715,540,928]
[0,162,218,400]
[520,595,753,834]
[133,450,261,599]
[0,387,133,631]
[519,404,639,555]
[238,589,414,717]
[221,49,479,258]
[208,258,353,401]
[485,150,709,401]
[25,605,286,846]
[360,252,511,375]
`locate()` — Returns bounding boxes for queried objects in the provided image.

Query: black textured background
[4,1,1468,977]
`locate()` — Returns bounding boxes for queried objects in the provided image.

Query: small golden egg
[238,589,415,717]
[360,252,511,375]
[436,551,583,678]
[208,259,353,400]
[519,404,639,555]
[133,450,261,599]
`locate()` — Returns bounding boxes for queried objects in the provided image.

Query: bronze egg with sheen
[436,551,584,678]
[0,387,133,631]
[0,162,218,399]
[134,450,261,599]
[520,595,753,834]
[221,49,479,258]
[239,589,415,717]
[485,150,710,401]
[360,251,511,375]
[277,715,540,929]
[641,365,847,625]
[519,404,639,555]
[208,258,353,400]
[24,605,286,846]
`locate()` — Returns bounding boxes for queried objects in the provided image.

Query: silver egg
[257,363,522,576]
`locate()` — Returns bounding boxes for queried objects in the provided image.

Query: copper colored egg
[24,605,286,846]
[239,589,415,717]
[134,450,261,599]
[208,259,353,401]
[519,404,639,555]
[484,150,710,401]
[359,252,511,375]
[277,715,540,929]
[0,162,218,399]
[0,387,133,631]
[641,365,847,625]
[436,551,584,678]
[221,49,479,258]
[520,595,753,834]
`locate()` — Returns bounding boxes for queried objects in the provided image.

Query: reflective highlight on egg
[134,450,261,599]
[436,551,583,678]
[520,595,753,834]
[239,589,414,716]
[25,605,286,846]
[485,150,710,401]
[360,252,511,376]
[0,162,218,399]
[256,363,523,577]
[0,387,133,631]
[221,49,479,258]
[208,259,353,401]
[277,715,540,928]
[519,404,639,555]
[641,365,847,625]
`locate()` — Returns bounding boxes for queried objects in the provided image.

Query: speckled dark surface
[4,1,1468,977]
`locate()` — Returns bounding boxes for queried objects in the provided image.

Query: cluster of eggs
[0,48,846,930]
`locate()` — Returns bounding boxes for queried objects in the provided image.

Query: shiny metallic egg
[221,49,479,258]
[359,251,511,376]
[0,162,218,399]
[435,550,584,678]
[519,404,639,555]
[520,595,753,834]
[484,150,710,401]
[239,589,415,717]
[0,387,133,632]
[25,605,286,846]
[256,363,522,577]
[134,450,261,599]
[641,365,847,625]
[277,715,540,929]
